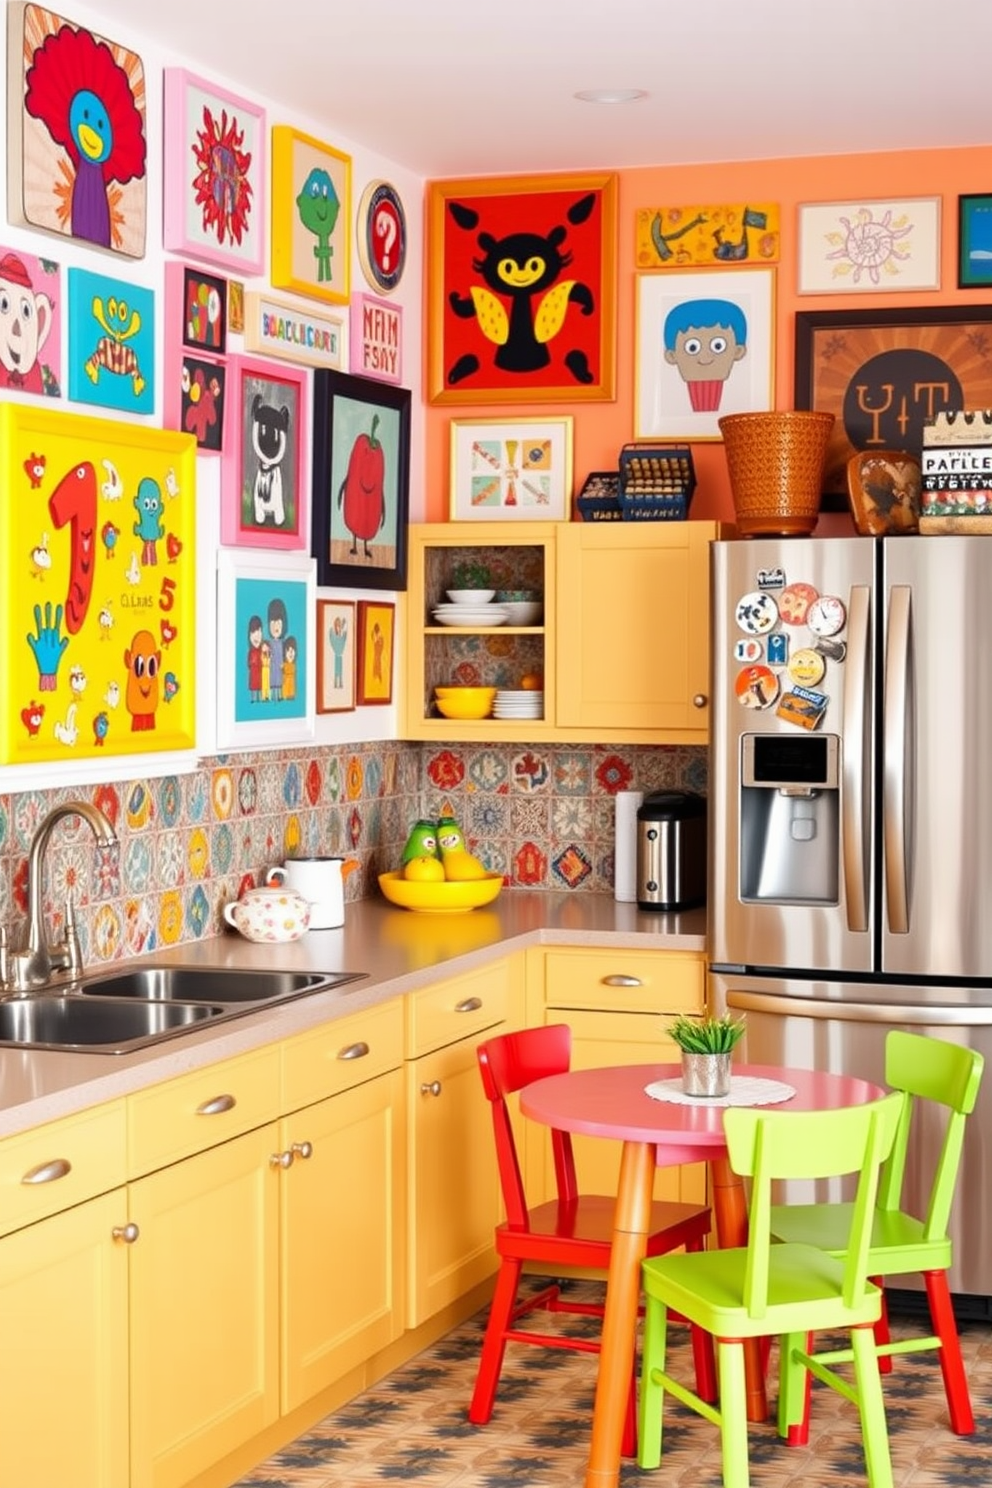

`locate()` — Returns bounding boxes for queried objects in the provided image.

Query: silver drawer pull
[270,1150,293,1169]
[112,1222,140,1244]
[291,1141,313,1160]
[455,996,482,1013]
[420,1080,442,1097]
[602,975,643,988]
[338,1041,370,1060]
[22,1158,71,1185]
[196,1093,237,1116]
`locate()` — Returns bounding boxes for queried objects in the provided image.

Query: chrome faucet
[2,801,118,993]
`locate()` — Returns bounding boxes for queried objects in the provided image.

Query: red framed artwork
[427,172,617,405]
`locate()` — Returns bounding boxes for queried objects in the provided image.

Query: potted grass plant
[669,1013,745,1097]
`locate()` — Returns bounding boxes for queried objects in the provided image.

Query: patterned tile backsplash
[0,741,706,968]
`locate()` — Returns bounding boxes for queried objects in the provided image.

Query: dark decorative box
[618,443,696,521]
[575,471,623,521]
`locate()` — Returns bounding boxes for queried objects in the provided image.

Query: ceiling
[94,0,992,178]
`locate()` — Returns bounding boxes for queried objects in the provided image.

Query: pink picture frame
[221,353,307,550]
[162,69,266,275]
[349,293,402,384]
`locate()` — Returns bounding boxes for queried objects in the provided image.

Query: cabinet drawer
[405,960,510,1058]
[127,1045,280,1177]
[282,999,403,1110]
[543,949,703,1014]
[0,1100,126,1237]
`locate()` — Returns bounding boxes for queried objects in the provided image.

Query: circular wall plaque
[357,180,407,295]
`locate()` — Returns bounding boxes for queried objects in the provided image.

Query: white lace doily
[644,1075,797,1108]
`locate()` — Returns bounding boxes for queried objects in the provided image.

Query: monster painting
[427,172,617,404]
[271,126,351,307]
[310,369,410,591]
[7,4,147,258]
[221,354,307,550]
[67,266,154,414]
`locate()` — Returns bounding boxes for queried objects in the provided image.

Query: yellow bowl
[378,870,503,914]
[433,686,496,720]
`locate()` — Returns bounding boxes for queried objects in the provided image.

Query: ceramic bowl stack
[493,688,544,720]
[432,589,509,628]
[495,590,544,626]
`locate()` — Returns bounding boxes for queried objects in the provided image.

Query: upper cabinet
[404,520,728,744]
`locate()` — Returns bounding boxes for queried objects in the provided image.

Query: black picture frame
[958,194,992,290]
[310,369,411,590]
[794,306,992,510]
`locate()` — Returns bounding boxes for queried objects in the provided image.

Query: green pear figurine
[401,819,439,864]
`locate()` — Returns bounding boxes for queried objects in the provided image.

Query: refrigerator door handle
[841,584,871,932]
[884,585,912,934]
[725,988,992,1027]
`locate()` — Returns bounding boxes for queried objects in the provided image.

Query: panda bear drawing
[251,394,290,527]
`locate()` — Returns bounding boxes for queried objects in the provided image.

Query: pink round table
[520,1062,884,1488]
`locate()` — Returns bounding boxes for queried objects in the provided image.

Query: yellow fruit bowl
[378,870,503,914]
[433,686,496,720]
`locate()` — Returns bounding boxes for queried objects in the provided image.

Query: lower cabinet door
[128,1124,280,1488]
[0,1190,129,1488]
[280,1068,406,1410]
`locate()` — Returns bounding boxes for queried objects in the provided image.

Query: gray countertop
[0,892,706,1137]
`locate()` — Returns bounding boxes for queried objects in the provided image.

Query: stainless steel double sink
[0,967,366,1055]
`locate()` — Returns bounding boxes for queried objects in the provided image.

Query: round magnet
[735,591,779,635]
[734,664,779,709]
[807,594,847,637]
[734,638,764,663]
[777,581,819,625]
[788,647,826,686]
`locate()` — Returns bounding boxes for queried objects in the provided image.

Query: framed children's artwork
[67,266,154,415]
[165,350,226,453]
[221,353,307,550]
[958,194,992,289]
[356,600,395,706]
[162,68,266,276]
[0,401,197,766]
[634,267,775,440]
[271,125,351,306]
[449,416,573,521]
[350,293,402,384]
[797,197,941,294]
[426,171,617,404]
[216,550,315,750]
[165,261,227,357]
[316,598,356,713]
[310,369,410,590]
[0,246,61,396]
[243,289,344,370]
[7,3,147,258]
[635,202,781,269]
[227,279,245,333]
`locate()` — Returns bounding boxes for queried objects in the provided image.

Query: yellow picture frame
[0,403,197,765]
[270,125,351,306]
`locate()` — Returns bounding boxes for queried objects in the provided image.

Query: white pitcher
[266,857,357,929]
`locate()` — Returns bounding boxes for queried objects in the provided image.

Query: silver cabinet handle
[270,1150,293,1169]
[693,694,708,709]
[291,1141,313,1161]
[196,1094,237,1116]
[112,1222,140,1244]
[338,1041,369,1060]
[22,1158,71,1185]
[602,975,642,988]
[455,997,482,1013]
[420,1080,442,1097]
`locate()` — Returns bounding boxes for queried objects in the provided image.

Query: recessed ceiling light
[574,88,648,105]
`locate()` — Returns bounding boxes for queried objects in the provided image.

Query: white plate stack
[493,688,544,719]
[431,603,509,628]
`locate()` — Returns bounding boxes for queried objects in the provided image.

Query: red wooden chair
[468,1023,715,1455]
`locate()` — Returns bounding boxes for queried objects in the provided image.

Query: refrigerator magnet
[756,565,786,589]
[807,595,847,637]
[788,648,826,686]
[767,632,789,666]
[734,638,764,663]
[776,685,828,730]
[815,635,847,662]
[735,665,779,709]
[777,581,819,625]
[735,591,779,634]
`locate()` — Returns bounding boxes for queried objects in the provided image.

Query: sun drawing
[191,106,254,249]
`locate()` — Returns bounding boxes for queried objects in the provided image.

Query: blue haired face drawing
[663,297,748,411]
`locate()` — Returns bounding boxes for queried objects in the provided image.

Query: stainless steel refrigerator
[709,534,992,1304]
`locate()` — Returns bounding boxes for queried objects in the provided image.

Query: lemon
[403,855,446,883]
[443,851,488,882]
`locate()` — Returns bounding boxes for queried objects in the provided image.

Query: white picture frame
[216,550,315,750]
[797,197,941,295]
[449,415,573,520]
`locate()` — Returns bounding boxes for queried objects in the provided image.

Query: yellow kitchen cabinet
[530,946,707,1206]
[404,520,727,743]
[404,959,512,1325]
[278,999,406,1410]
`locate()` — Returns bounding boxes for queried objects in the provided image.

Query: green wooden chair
[637,1092,905,1488]
[769,1031,985,1443]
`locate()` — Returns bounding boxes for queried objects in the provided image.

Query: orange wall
[422,144,991,524]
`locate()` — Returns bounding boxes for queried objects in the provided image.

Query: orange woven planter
[718,411,835,536]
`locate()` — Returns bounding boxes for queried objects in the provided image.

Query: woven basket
[718,411,835,536]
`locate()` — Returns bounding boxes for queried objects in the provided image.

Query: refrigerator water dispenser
[739,733,840,904]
